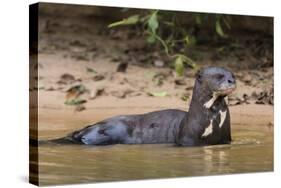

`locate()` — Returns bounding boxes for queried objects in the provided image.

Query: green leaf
[144,71,157,79]
[67,84,87,93]
[64,99,87,106]
[148,12,159,34]
[184,35,196,47]
[147,91,167,97]
[222,16,231,29]
[181,94,189,101]
[184,35,190,44]
[175,56,184,77]
[147,35,156,43]
[163,21,174,26]
[217,46,226,53]
[86,67,97,73]
[215,20,225,37]
[195,15,202,25]
[182,55,196,68]
[108,15,139,28]
[148,32,169,54]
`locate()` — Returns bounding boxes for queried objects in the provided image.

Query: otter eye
[215,74,224,80]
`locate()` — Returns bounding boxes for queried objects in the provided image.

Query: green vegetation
[108,10,231,76]
[147,91,168,97]
[64,99,87,105]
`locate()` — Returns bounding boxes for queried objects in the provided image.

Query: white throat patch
[203,93,218,109]
[224,96,229,105]
[219,110,227,128]
[202,119,213,137]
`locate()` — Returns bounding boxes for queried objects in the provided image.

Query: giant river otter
[40,67,236,146]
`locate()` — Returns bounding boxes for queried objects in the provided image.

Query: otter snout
[217,73,236,95]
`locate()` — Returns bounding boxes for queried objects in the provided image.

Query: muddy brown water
[31,109,273,186]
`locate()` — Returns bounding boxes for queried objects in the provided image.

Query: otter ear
[195,70,203,83]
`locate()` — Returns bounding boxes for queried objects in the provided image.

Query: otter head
[195,67,236,108]
[196,67,236,96]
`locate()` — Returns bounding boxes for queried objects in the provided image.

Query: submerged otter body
[67,109,187,145]
[44,67,236,147]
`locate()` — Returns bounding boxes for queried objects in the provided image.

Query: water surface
[32,118,273,186]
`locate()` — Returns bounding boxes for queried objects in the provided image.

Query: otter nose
[227,77,235,84]
[227,79,235,84]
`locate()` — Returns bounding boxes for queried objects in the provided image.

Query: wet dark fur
[38,67,235,147]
